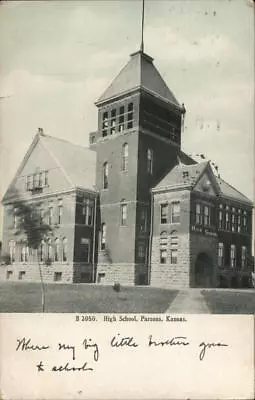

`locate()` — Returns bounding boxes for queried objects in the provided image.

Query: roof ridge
[41,133,89,151]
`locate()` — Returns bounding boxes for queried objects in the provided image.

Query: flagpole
[140,0,145,52]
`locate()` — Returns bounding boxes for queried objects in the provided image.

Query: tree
[12,200,53,312]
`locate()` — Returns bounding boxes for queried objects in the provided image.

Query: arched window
[101,223,106,250]
[120,199,127,226]
[160,231,167,264]
[9,240,15,262]
[170,231,178,264]
[218,242,224,267]
[54,238,60,262]
[103,162,108,189]
[122,143,128,172]
[230,244,236,268]
[62,238,67,262]
[147,148,153,174]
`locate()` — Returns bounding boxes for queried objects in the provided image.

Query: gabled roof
[216,176,253,206]
[41,134,96,191]
[2,132,97,202]
[97,50,181,108]
[153,160,209,192]
[153,157,253,206]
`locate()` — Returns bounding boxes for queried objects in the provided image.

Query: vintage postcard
[0,0,254,399]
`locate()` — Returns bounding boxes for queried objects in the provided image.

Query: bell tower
[89,2,186,285]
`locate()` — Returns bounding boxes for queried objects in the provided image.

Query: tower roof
[96,50,181,108]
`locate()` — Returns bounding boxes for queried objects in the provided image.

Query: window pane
[160,204,168,224]
[171,202,180,223]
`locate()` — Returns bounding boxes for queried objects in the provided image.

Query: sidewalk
[165,289,210,314]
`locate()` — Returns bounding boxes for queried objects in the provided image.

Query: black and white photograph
[0,0,254,315]
[0,1,254,399]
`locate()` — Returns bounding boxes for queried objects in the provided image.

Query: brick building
[1,49,253,288]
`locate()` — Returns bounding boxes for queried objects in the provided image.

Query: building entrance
[194,253,214,288]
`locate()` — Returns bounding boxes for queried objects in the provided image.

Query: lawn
[202,289,255,314]
[0,282,178,313]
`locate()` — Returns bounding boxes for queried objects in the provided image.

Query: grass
[202,289,255,314]
[0,282,178,313]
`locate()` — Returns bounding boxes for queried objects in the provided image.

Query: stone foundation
[96,263,148,285]
[0,263,75,283]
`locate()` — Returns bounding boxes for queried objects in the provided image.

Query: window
[103,162,108,189]
[237,209,241,233]
[241,246,247,269]
[26,175,32,191]
[195,203,202,224]
[54,239,60,262]
[118,106,125,132]
[230,244,236,268]
[9,240,15,262]
[147,148,153,174]
[6,271,13,280]
[160,204,168,224]
[171,202,180,223]
[219,205,224,229]
[34,173,40,187]
[231,208,236,232]
[120,200,127,226]
[81,238,90,263]
[204,205,210,226]
[48,202,53,225]
[225,206,230,230]
[170,232,178,264]
[101,223,106,250]
[243,211,247,231]
[47,239,53,260]
[127,103,133,129]
[38,172,43,187]
[160,232,167,264]
[102,111,108,137]
[182,171,189,179]
[26,171,47,192]
[62,238,67,262]
[18,271,26,280]
[54,272,62,282]
[137,243,146,261]
[110,109,116,134]
[82,199,94,226]
[57,199,63,225]
[121,143,128,172]
[139,208,147,232]
[218,243,224,267]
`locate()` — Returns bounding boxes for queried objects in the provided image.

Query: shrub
[113,282,121,292]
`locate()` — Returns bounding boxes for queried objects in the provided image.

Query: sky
[0,0,254,238]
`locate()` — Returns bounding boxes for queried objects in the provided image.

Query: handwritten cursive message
[15,333,228,374]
